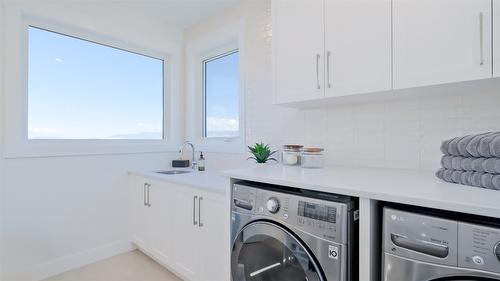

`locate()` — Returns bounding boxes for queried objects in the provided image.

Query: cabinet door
[393,0,492,89]
[129,175,150,251]
[198,191,230,281]
[149,180,175,266]
[494,0,500,77]
[325,0,392,97]
[170,184,200,281]
[273,0,325,103]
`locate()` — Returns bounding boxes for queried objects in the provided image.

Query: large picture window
[28,26,164,140]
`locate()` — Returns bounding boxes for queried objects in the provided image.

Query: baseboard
[12,240,136,281]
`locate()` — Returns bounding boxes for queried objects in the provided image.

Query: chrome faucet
[179,141,197,169]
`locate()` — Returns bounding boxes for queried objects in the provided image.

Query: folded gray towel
[451,156,463,170]
[441,139,454,155]
[491,134,500,158]
[482,158,500,174]
[457,135,474,157]
[494,175,500,189]
[448,136,463,156]
[441,156,452,169]
[481,173,496,189]
[470,172,484,187]
[436,168,500,190]
[466,132,494,157]
[461,157,474,171]
[440,156,494,173]
[443,169,454,182]
[441,132,500,157]
[472,158,487,173]
[478,132,500,158]
[460,171,474,186]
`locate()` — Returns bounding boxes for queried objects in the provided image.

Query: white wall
[0,2,182,281]
[186,0,500,172]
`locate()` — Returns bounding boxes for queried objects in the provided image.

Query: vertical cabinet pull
[479,12,484,66]
[146,184,151,207]
[198,196,204,227]
[316,54,321,89]
[143,183,147,206]
[327,51,332,88]
[193,196,198,225]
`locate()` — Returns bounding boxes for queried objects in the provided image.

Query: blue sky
[28,26,164,139]
[28,26,240,140]
[204,51,240,138]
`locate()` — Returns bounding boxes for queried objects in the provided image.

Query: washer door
[231,221,324,281]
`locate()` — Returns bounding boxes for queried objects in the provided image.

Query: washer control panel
[232,183,356,244]
[458,222,500,274]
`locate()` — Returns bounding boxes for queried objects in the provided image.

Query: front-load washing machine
[383,206,500,281]
[231,181,358,281]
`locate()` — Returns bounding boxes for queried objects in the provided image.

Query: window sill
[3,139,180,159]
[193,142,246,155]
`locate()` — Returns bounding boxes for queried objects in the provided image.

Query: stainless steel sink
[155,170,192,175]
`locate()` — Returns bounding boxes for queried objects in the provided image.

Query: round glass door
[231,221,324,281]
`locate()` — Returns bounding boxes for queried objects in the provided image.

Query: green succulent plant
[247,142,278,163]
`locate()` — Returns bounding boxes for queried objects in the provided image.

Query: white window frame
[3,10,182,158]
[185,21,245,153]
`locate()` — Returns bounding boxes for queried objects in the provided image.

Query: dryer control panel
[458,222,500,275]
[384,207,500,275]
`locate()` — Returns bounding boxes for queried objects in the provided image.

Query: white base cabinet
[129,175,230,281]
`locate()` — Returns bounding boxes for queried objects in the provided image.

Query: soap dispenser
[198,152,205,171]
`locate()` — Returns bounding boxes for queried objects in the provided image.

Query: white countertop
[128,168,229,195]
[221,165,500,218]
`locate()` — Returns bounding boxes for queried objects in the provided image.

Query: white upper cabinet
[494,0,500,77]
[325,0,392,97]
[393,0,492,89]
[273,0,325,103]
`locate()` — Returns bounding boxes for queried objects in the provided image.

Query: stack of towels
[436,132,500,190]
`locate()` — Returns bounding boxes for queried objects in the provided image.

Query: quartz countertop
[128,168,229,195]
[221,165,500,218]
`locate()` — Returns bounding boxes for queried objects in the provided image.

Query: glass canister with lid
[282,145,303,166]
[300,148,325,168]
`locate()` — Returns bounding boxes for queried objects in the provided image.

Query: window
[28,26,164,140]
[202,50,240,138]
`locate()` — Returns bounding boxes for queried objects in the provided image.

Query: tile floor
[43,250,183,281]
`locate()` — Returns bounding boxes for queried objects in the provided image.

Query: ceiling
[38,0,243,29]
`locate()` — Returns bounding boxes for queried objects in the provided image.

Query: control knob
[266,197,280,213]
[495,242,500,262]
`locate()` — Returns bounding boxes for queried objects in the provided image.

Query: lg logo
[328,245,339,260]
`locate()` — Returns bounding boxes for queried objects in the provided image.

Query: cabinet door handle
[479,11,484,66]
[148,184,152,207]
[193,196,198,225]
[198,196,204,227]
[327,51,332,88]
[316,54,321,90]
[143,183,147,206]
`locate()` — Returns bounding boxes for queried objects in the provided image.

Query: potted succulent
[247,142,278,164]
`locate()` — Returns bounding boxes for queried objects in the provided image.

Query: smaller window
[202,50,240,138]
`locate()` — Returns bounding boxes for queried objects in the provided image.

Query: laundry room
[1,0,500,281]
